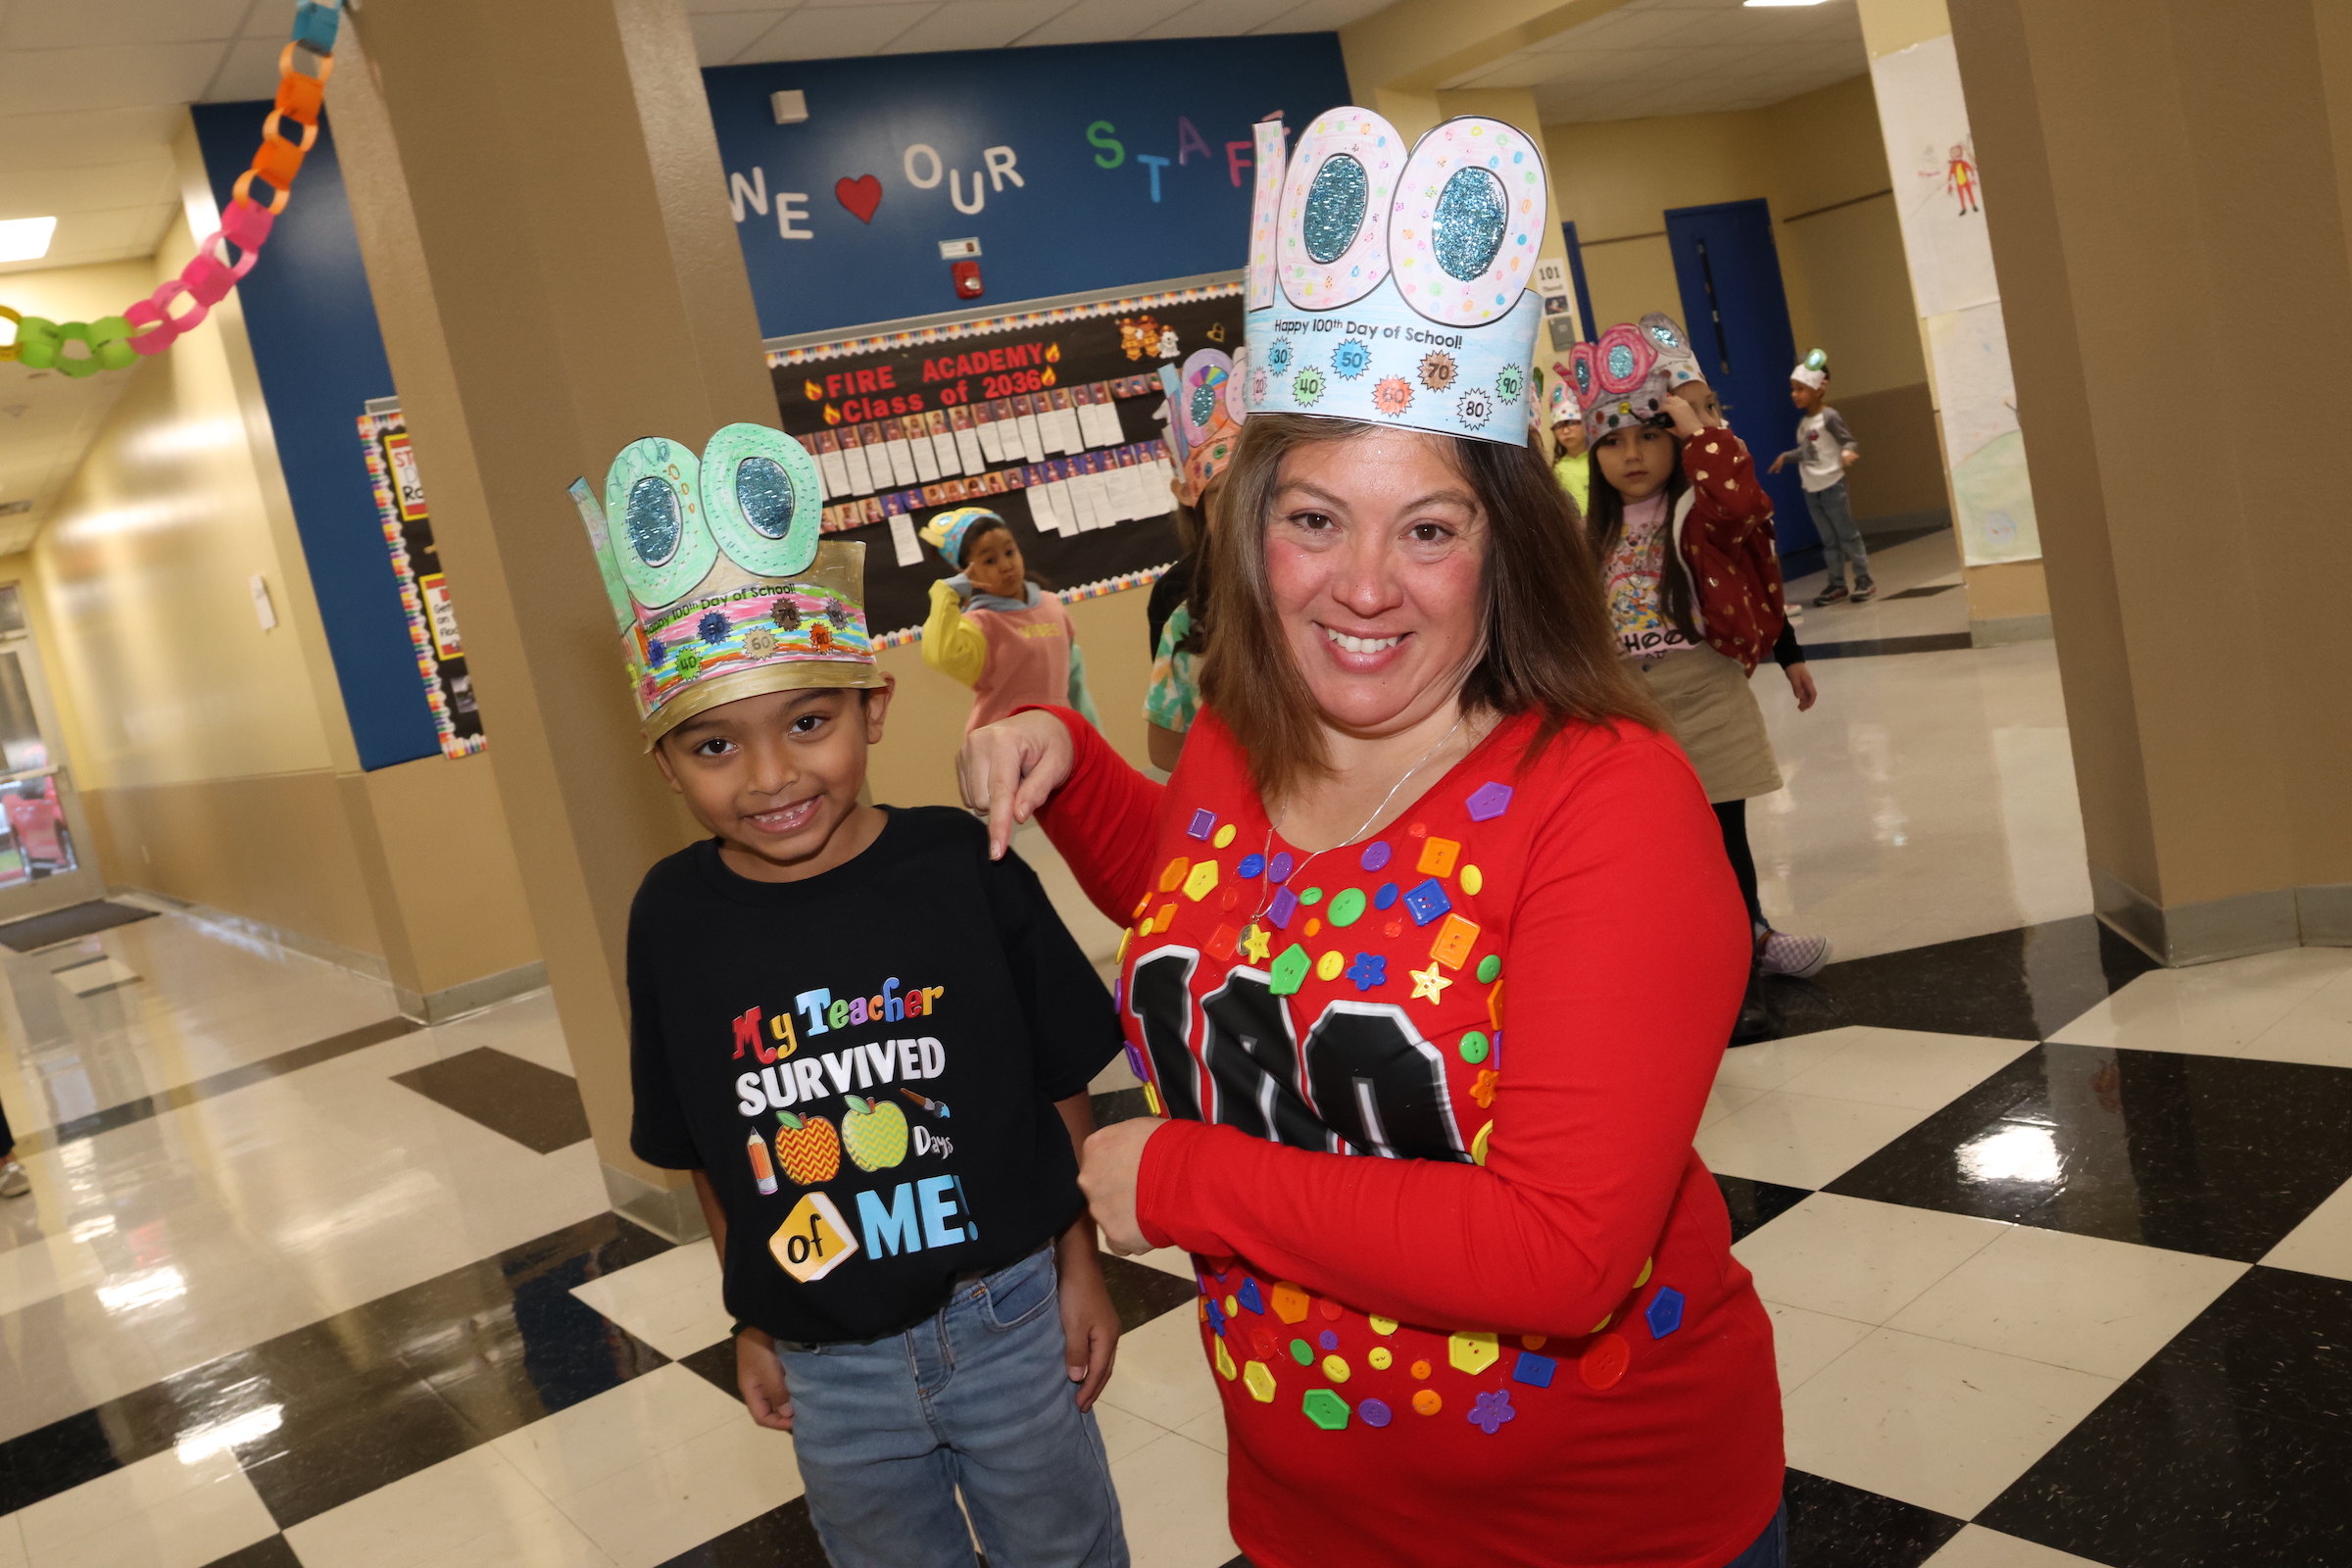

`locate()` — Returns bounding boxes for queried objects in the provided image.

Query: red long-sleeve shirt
[1675,429,1788,672]
[1038,705,1784,1568]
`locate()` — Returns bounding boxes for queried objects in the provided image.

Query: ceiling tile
[2,0,251,49]
[739,3,935,61]
[1258,0,1395,29]
[1140,0,1299,39]
[686,0,795,13]
[1015,0,1190,45]
[0,106,185,174]
[0,41,224,114]
[882,1,1072,53]
[0,158,177,217]
[692,10,790,65]
[198,34,282,101]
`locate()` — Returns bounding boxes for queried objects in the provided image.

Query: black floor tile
[1714,1173,1814,1243]
[1980,1267,2352,1566]
[656,1495,835,1566]
[237,1376,483,1528]
[680,1338,744,1401]
[1100,1250,1198,1332]
[1784,1469,1963,1567]
[1773,914,2156,1045]
[0,899,156,952]
[1826,1044,2352,1261]
[201,1537,305,1568]
[1800,632,1977,661]
[1882,583,1962,600]
[16,1015,418,1154]
[390,1046,593,1153]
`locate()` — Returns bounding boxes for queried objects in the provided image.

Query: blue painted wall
[704,35,1351,338]
[190,104,442,771]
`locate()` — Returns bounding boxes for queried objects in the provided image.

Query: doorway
[1663,199,1817,555]
[0,585,105,919]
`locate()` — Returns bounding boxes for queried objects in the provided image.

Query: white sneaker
[1759,929,1831,979]
[0,1160,27,1200]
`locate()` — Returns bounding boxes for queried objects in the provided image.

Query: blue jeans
[1724,1502,1788,1568]
[1803,479,1870,587]
[774,1245,1127,1568]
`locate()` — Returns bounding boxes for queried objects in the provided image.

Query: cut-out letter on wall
[984,145,1023,191]
[777,192,811,239]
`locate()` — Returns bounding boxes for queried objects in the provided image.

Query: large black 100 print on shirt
[1129,946,1471,1162]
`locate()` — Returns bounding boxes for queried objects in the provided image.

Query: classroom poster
[358,409,488,758]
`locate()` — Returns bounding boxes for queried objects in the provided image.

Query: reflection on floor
[2,595,2350,1563]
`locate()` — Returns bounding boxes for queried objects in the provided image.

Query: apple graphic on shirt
[773,1112,841,1187]
[841,1095,910,1172]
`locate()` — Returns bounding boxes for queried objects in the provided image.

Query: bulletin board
[769,278,1245,640]
[357,408,488,758]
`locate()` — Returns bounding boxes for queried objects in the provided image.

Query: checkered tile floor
[4,915,2349,1566]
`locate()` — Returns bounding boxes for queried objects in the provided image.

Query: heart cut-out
[835,175,882,223]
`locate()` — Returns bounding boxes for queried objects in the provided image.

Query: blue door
[1663,199,1816,554]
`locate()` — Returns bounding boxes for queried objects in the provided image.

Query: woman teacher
[958,108,1786,1568]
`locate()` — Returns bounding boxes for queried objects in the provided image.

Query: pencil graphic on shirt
[900,1088,951,1118]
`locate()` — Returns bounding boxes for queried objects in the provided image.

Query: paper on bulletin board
[358,409,488,759]
[1871,34,1998,318]
[1927,302,2039,565]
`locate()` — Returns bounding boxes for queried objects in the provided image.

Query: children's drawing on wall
[1946,140,1981,216]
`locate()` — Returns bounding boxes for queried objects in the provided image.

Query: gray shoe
[0,1160,27,1200]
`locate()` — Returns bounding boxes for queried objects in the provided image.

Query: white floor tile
[428,991,574,1079]
[1886,1224,2244,1380]
[1781,1327,2120,1520]
[1093,1401,1172,1464]
[50,956,140,998]
[2262,1174,2352,1283]
[1109,1432,1238,1568]
[1694,1091,1933,1189]
[1734,1193,2010,1325]
[0,1230,104,1316]
[2048,946,2352,1058]
[17,1448,275,1568]
[1770,1027,2036,1111]
[1712,1031,1853,1093]
[2238,965,2352,1068]
[1171,1402,1229,1454]
[1095,1306,1222,1434]
[284,1446,574,1568]
[1126,1245,1198,1281]
[1923,1523,2112,1567]
[568,1244,731,1360]
[551,1414,803,1568]
[1762,1299,1874,1396]
[0,1515,24,1568]
[1698,1082,1764,1129]
[493,1364,744,1501]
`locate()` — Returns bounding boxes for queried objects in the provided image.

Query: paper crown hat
[1545,369,1580,423]
[1570,313,1709,441]
[1241,108,1549,445]
[919,506,1002,568]
[569,423,882,744]
[1790,348,1830,389]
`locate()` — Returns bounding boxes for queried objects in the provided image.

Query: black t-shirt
[627,807,1120,1344]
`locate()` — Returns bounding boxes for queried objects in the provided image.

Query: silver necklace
[1249,712,1466,923]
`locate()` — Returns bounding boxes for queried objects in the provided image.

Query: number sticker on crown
[1278,110,1401,312]
[1388,118,1546,329]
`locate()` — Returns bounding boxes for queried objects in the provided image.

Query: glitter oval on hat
[734,456,797,539]
[1432,165,1508,280]
[624,475,682,566]
[1302,154,1370,264]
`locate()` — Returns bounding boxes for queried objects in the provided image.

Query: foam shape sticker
[700,422,821,579]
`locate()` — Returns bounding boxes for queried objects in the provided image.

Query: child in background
[1142,414,1240,771]
[1772,356,1871,605]
[921,508,1102,734]
[583,425,1130,1568]
[1546,373,1591,516]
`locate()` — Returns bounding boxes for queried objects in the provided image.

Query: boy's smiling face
[654,680,895,882]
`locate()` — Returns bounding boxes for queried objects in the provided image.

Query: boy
[1770,359,1871,605]
[590,425,1129,1568]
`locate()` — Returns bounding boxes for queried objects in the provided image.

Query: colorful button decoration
[1368,1347,1394,1370]
[1321,1354,1350,1382]
[1246,1360,1278,1401]
[1290,1338,1315,1365]
[1271,1282,1310,1323]
[1471,1066,1499,1106]
[1269,852,1295,882]
[1448,1330,1499,1375]
[1408,963,1452,1003]
[1470,1120,1493,1165]
[1328,887,1367,927]
[1347,953,1387,992]
[1152,902,1176,933]
[1369,1315,1397,1335]
[1458,1030,1490,1064]
[1303,917,1322,937]
[1315,950,1344,982]
[1511,1350,1556,1388]
[1634,1256,1654,1289]
[1299,887,1324,906]
[1269,886,1299,929]
[1402,878,1451,926]
[1318,1299,1341,1321]
[1159,857,1191,892]
[1468,1388,1516,1434]
[1465,781,1514,820]
[1360,840,1392,871]
[1410,1359,1433,1379]
[1240,1279,1265,1315]
[1269,944,1310,995]
[1207,924,1238,959]
[1429,912,1480,969]
[1460,864,1485,895]
[1318,1329,1339,1350]
[1213,823,1237,849]
[1373,882,1398,909]
[1238,853,1266,879]
[1207,1299,1227,1334]
[1645,1286,1686,1340]
[1216,1339,1238,1379]
[1416,837,1461,877]
[1242,926,1272,962]
[1521,1335,1548,1350]
[1187,808,1216,841]
[1183,859,1219,901]
[1476,954,1502,983]
[1579,1333,1630,1390]
[1301,1389,1351,1431]
[1359,1397,1394,1427]
[1411,1389,1443,1415]
[1224,1295,1239,1316]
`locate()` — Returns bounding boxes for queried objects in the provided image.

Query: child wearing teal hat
[920,508,1101,733]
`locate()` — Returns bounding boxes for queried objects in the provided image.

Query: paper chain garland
[0,1,342,377]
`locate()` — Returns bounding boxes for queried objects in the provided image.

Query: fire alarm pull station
[952,259,983,299]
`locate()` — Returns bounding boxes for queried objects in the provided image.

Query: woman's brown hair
[1198,414,1659,801]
